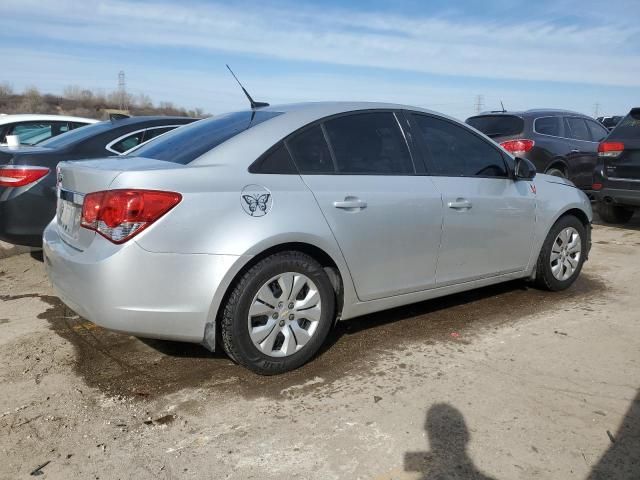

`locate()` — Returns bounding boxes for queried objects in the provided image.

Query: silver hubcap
[247,272,322,357]
[550,227,582,281]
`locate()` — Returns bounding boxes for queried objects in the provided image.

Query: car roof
[189,101,458,167]
[470,109,588,119]
[0,114,100,125]
[101,115,195,126]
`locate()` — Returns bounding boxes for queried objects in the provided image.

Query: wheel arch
[201,238,353,352]
[545,157,569,176]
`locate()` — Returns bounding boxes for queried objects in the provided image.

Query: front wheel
[535,215,586,291]
[220,251,336,375]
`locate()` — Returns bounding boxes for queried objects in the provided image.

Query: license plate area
[57,189,84,241]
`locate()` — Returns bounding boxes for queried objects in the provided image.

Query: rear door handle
[333,198,367,210]
[447,199,472,210]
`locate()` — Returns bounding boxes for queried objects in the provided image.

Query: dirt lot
[1,219,639,480]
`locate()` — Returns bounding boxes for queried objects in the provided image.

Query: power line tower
[474,94,484,114]
[118,70,128,111]
[594,102,600,118]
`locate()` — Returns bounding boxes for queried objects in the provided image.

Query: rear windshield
[608,110,640,140]
[131,110,283,164]
[466,115,524,137]
[38,121,112,148]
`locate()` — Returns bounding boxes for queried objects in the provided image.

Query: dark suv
[593,108,640,224]
[466,109,609,191]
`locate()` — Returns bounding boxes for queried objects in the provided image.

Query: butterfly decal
[242,193,271,216]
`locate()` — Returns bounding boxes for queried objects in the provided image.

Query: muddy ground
[1,219,639,479]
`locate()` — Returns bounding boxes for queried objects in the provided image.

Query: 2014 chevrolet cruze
[44,102,592,375]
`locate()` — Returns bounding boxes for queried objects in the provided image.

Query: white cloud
[2,0,640,88]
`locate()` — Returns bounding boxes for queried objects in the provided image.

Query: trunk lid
[56,157,184,250]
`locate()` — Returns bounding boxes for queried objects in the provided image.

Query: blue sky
[2,0,639,119]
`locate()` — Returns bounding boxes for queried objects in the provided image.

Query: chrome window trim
[105,125,181,155]
[533,116,600,143]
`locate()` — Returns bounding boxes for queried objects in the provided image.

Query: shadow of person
[587,389,640,480]
[405,403,498,480]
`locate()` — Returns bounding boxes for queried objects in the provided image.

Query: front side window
[323,112,414,175]
[534,117,561,137]
[564,117,591,141]
[287,125,334,174]
[412,114,508,178]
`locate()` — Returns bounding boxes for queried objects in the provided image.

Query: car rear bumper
[595,186,640,208]
[43,221,243,343]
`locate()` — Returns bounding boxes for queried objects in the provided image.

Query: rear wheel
[546,167,566,178]
[535,215,586,291]
[598,202,634,224]
[220,251,335,375]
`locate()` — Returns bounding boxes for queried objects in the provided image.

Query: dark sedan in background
[467,109,609,191]
[0,116,196,246]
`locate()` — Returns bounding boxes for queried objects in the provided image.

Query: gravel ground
[1,219,639,479]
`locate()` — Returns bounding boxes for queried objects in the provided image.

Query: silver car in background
[43,102,592,374]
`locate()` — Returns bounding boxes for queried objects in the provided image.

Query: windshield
[130,110,283,164]
[39,121,113,148]
[466,115,524,137]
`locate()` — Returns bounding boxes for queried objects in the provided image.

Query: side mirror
[514,157,536,180]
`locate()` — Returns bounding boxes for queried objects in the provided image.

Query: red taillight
[81,189,182,244]
[0,166,50,187]
[500,139,535,155]
[598,141,624,157]
[592,182,603,191]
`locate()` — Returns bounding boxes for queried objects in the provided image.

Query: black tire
[534,215,586,291]
[546,167,566,178]
[220,251,336,375]
[598,201,634,224]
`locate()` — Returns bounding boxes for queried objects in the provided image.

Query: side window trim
[105,125,181,155]
[408,112,512,179]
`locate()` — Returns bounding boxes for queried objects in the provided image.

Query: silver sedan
[43,102,592,374]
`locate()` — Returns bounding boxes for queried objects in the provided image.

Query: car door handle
[333,198,367,210]
[447,199,472,210]
[570,149,580,153]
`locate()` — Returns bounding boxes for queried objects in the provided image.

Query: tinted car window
[564,117,591,141]
[608,110,640,140]
[250,143,297,174]
[466,115,524,137]
[109,132,144,153]
[287,125,334,174]
[39,121,114,148]
[132,111,282,165]
[142,126,174,143]
[323,112,413,175]
[534,117,561,136]
[413,114,508,178]
[585,119,608,142]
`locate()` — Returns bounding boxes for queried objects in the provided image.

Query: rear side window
[534,117,561,136]
[323,112,414,175]
[250,143,297,174]
[585,119,608,142]
[465,115,524,137]
[564,117,591,141]
[412,114,508,178]
[143,126,174,143]
[109,132,144,153]
[131,111,282,164]
[608,110,640,140]
[287,125,334,174]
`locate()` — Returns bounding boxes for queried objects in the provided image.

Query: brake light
[500,139,535,156]
[592,182,603,191]
[0,166,50,187]
[598,141,624,158]
[81,189,182,243]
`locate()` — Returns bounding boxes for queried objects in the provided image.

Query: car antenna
[500,100,506,113]
[226,64,269,109]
